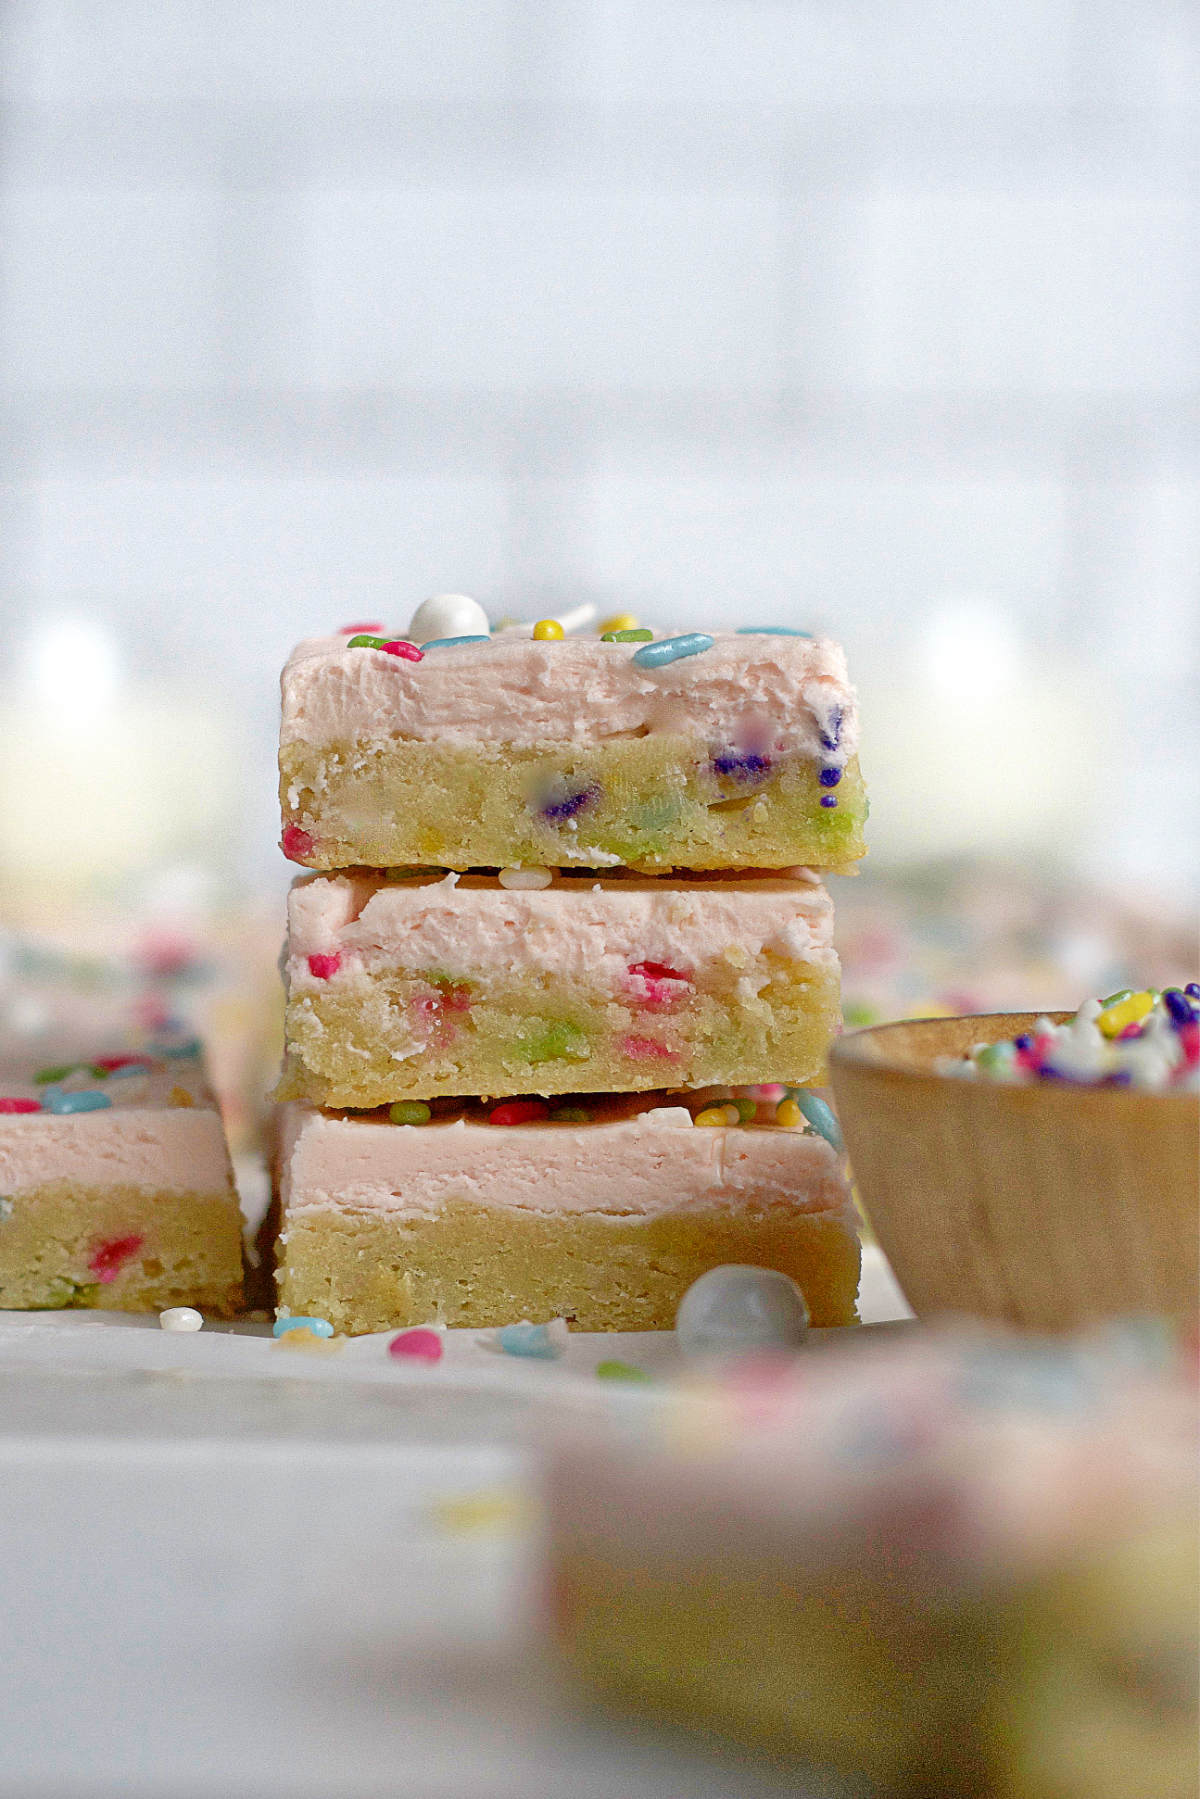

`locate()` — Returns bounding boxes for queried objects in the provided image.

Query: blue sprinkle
[819,766,842,788]
[149,1036,202,1059]
[712,751,772,782]
[540,781,600,823]
[497,1322,560,1360]
[820,795,838,808]
[632,633,714,669]
[790,1090,843,1151]
[1186,982,1200,1000]
[1012,1034,1033,1053]
[1163,988,1195,1026]
[419,635,491,650]
[738,626,814,638]
[42,1087,112,1114]
[273,1315,334,1338]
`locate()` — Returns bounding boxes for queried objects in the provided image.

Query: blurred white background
[0,0,1196,905]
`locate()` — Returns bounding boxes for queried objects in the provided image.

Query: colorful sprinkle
[489,1099,550,1125]
[694,1104,739,1127]
[388,1327,443,1362]
[380,639,423,661]
[540,781,600,823]
[88,1233,145,1283]
[419,634,491,650]
[549,1106,590,1122]
[621,1034,678,1063]
[790,1090,844,1150]
[738,626,814,638]
[151,1036,202,1059]
[338,621,384,634]
[516,1020,590,1064]
[159,1306,203,1332]
[632,632,714,669]
[712,750,772,783]
[595,1360,650,1383]
[42,1088,112,1114]
[0,1098,41,1114]
[820,795,838,808]
[819,766,842,787]
[92,1055,149,1073]
[532,619,565,640]
[168,1085,194,1108]
[307,952,342,980]
[34,1064,76,1085]
[597,612,639,634]
[273,1315,334,1338]
[282,824,315,861]
[733,1096,758,1123]
[601,628,653,643]
[498,1321,563,1360]
[389,1100,432,1125]
[1163,988,1196,1026]
[409,593,491,642]
[627,960,691,1008]
[775,1097,804,1128]
[1098,990,1155,1038]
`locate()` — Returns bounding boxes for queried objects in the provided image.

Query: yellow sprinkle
[597,611,638,634]
[532,618,564,641]
[775,1097,804,1128]
[274,1329,343,1354]
[168,1085,194,1108]
[431,1488,526,1535]
[694,1106,728,1127]
[1097,990,1155,1038]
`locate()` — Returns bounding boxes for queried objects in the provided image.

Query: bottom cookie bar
[0,1041,244,1314]
[270,1090,861,1335]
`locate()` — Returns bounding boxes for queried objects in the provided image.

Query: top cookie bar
[279,627,866,873]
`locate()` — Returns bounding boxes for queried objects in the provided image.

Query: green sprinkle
[595,1360,651,1383]
[384,866,430,881]
[389,1101,431,1125]
[549,1106,590,1122]
[516,1020,590,1064]
[35,1277,99,1310]
[1101,989,1133,1008]
[733,1096,757,1124]
[601,628,654,643]
[346,633,387,649]
[34,1064,77,1085]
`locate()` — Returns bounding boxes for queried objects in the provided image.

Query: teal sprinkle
[420,635,491,649]
[150,1036,202,1059]
[42,1088,112,1114]
[273,1316,334,1338]
[789,1089,843,1152]
[632,633,714,669]
[498,1322,560,1360]
[738,626,814,638]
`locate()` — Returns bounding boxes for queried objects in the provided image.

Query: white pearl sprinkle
[498,867,553,889]
[676,1264,809,1359]
[407,593,490,643]
[159,1306,203,1333]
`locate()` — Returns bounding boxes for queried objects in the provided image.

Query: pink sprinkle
[489,1099,549,1126]
[754,1083,787,1103]
[1180,1022,1198,1067]
[621,1034,678,1062]
[307,952,342,980]
[88,1233,145,1284]
[282,824,315,861]
[0,1097,40,1113]
[388,1328,443,1363]
[338,621,384,634]
[381,639,423,662]
[626,960,691,1009]
[1118,1022,1143,1041]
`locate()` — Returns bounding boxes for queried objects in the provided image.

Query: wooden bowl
[829,1013,1199,1332]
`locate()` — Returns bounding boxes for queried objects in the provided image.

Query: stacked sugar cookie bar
[270,608,867,1335]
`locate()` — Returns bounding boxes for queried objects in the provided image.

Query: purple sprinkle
[819,765,842,788]
[712,751,772,782]
[1012,1034,1033,1052]
[1105,1069,1133,1087]
[1186,982,1200,1000]
[1163,988,1195,1026]
[540,781,600,823]
[819,706,844,753]
[820,795,838,808]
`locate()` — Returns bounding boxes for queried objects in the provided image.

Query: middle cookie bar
[278,869,841,1109]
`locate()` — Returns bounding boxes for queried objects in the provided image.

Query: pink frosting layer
[285,869,836,991]
[276,1094,854,1223]
[279,631,859,765]
[0,1046,235,1195]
